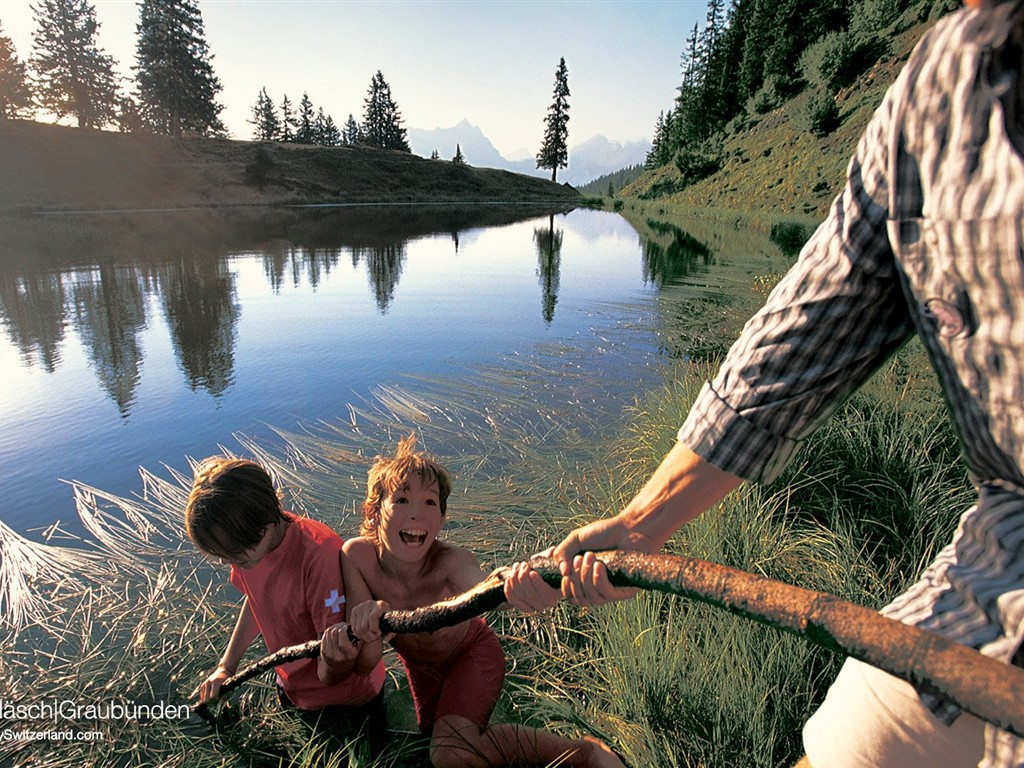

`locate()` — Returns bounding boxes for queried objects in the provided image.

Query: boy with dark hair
[186,457,387,754]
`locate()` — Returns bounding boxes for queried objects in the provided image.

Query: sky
[0,0,706,157]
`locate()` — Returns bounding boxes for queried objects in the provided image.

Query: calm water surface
[1,204,726,535]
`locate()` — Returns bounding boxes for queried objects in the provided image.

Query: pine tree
[135,0,223,136]
[361,70,409,151]
[672,23,703,152]
[116,94,146,132]
[452,143,465,164]
[314,106,326,144]
[536,57,570,183]
[279,93,295,142]
[697,0,728,134]
[30,0,118,128]
[295,91,316,144]
[249,86,279,141]
[717,0,754,118]
[343,113,359,145]
[645,111,666,169]
[0,23,33,119]
[320,113,340,146]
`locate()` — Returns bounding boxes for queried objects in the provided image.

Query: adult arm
[555,442,743,605]
[537,70,917,608]
[504,443,742,609]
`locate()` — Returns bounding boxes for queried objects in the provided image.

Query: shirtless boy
[343,434,625,768]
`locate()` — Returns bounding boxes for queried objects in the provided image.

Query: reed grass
[0,217,970,767]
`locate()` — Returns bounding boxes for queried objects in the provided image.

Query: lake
[1,203,768,538]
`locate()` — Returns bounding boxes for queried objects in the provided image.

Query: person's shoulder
[288,512,339,538]
[287,513,343,555]
[342,535,378,565]
[429,541,479,573]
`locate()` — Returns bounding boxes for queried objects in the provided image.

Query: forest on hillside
[642,0,959,197]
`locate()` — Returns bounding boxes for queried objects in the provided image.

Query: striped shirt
[678,5,1024,766]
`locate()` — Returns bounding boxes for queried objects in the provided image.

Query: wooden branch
[193,551,1024,738]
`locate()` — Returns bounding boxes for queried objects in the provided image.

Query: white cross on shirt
[324,589,345,614]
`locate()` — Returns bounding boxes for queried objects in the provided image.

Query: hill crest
[0,120,579,214]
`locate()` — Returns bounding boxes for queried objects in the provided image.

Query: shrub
[639,179,680,200]
[748,78,786,115]
[243,145,275,189]
[770,221,813,257]
[849,0,903,40]
[804,89,840,136]
[801,29,889,95]
[674,138,723,188]
[800,31,855,92]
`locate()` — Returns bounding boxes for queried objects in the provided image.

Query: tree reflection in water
[0,204,576,413]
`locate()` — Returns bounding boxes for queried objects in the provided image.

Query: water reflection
[1,270,66,372]
[641,218,714,286]
[533,214,564,325]
[363,245,405,313]
[70,263,147,416]
[0,204,580,414]
[161,258,238,397]
[263,247,345,293]
[0,209,724,417]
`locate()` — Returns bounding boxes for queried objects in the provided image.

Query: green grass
[494,341,968,768]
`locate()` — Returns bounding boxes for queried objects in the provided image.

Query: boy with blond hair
[344,434,624,768]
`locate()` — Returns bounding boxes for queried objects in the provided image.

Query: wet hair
[184,457,286,560]
[361,433,452,541]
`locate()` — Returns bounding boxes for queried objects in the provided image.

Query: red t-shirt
[230,512,385,710]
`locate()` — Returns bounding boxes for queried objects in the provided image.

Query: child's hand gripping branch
[348,599,395,645]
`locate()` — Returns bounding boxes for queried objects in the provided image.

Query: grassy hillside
[0,119,579,214]
[623,20,928,220]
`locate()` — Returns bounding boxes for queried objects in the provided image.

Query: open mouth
[399,529,428,546]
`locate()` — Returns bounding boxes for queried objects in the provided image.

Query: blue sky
[1,0,705,155]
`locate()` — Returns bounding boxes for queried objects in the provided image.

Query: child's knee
[430,716,487,768]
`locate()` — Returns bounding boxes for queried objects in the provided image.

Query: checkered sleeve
[678,80,917,484]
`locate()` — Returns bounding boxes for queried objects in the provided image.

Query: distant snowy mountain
[407,119,508,168]
[407,119,650,187]
[564,135,651,188]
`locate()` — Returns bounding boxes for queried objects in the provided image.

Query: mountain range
[407,119,650,188]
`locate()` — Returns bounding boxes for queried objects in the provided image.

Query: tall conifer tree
[295,92,315,144]
[361,71,409,151]
[343,113,359,145]
[135,0,223,136]
[30,0,117,128]
[320,112,340,146]
[279,93,296,142]
[249,87,279,141]
[536,57,570,183]
[0,23,33,119]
